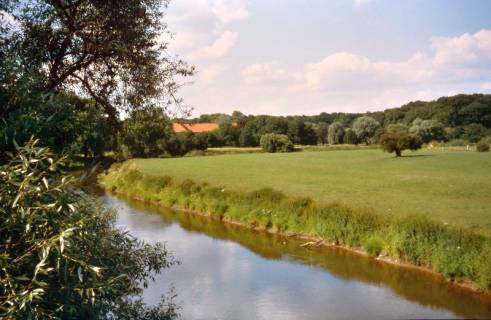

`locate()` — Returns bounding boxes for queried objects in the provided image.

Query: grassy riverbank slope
[135,149,491,231]
[100,149,491,292]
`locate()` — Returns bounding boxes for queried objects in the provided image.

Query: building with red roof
[172,123,219,133]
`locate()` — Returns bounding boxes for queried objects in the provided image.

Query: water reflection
[104,194,491,320]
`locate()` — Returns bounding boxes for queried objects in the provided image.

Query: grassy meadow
[135,149,491,231]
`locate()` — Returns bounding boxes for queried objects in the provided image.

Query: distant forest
[177,94,491,147]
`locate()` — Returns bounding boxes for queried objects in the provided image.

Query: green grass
[134,149,491,231]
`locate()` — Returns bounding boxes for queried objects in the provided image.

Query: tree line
[176,93,491,150]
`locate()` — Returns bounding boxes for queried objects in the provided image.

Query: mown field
[134,149,491,231]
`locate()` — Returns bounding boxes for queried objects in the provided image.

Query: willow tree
[0,0,194,120]
[379,126,422,157]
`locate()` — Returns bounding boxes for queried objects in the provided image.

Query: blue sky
[166,0,491,116]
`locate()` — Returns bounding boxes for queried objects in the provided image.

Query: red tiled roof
[172,123,219,133]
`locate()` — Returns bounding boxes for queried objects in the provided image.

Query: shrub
[363,236,384,256]
[445,139,469,147]
[260,133,294,153]
[476,140,490,152]
[1,139,177,319]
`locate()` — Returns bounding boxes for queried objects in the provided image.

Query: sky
[165,0,491,117]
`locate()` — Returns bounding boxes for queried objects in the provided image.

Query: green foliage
[363,236,384,256]
[1,0,193,117]
[327,121,344,145]
[315,122,329,144]
[260,133,294,153]
[182,94,491,150]
[287,119,317,145]
[166,132,208,157]
[0,140,177,319]
[463,123,488,143]
[101,164,491,290]
[343,128,358,144]
[379,127,423,157]
[0,93,111,157]
[119,107,174,158]
[409,118,446,143]
[476,140,490,152]
[352,116,381,144]
[445,139,469,147]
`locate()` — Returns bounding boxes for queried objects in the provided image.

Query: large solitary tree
[1,0,194,119]
[379,126,422,157]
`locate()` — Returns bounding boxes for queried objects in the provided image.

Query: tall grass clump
[100,162,491,292]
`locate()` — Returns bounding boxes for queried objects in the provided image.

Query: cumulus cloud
[431,29,491,65]
[167,0,248,61]
[212,0,250,25]
[242,63,295,85]
[189,31,238,60]
[219,29,490,115]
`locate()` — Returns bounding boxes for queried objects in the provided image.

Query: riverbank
[100,160,491,295]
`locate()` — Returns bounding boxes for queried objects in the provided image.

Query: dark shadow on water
[111,194,491,319]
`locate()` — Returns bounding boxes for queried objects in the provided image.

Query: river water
[103,194,491,320]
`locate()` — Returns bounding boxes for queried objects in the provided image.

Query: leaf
[12,193,21,208]
[77,266,83,283]
[42,177,49,189]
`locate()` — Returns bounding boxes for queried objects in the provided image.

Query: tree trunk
[395,149,402,157]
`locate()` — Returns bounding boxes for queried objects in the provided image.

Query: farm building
[172,123,219,133]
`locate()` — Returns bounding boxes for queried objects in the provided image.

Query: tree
[286,119,317,145]
[379,127,422,157]
[0,139,177,318]
[352,116,380,144]
[238,124,257,147]
[343,128,358,144]
[462,123,488,143]
[260,133,294,153]
[0,93,112,157]
[327,121,344,145]
[119,106,173,158]
[217,122,240,146]
[1,0,194,120]
[315,122,329,145]
[409,118,446,143]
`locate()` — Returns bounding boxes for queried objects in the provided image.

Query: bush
[260,133,294,153]
[476,140,490,152]
[1,140,178,319]
[363,236,384,256]
[445,139,469,147]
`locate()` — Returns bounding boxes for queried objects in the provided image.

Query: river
[103,194,491,320]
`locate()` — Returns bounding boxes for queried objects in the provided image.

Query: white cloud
[167,0,249,61]
[242,63,294,85]
[431,29,491,65]
[188,31,238,60]
[212,0,250,25]
[208,29,489,115]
